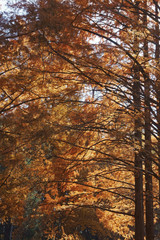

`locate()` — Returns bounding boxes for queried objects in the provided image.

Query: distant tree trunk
[133,2,144,240]
[143,1,154,239]
[4,219,12,240]
[154,0,160,206]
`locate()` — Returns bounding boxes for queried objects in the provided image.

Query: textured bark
[133,2,144,240]
[154,0,160,206]
[133,73,144,240]
[143,1,154,239]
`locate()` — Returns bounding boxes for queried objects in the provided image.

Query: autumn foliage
[0,0,160,240]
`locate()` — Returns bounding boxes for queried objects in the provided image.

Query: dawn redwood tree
[0,11,136,239]
[0,3,85,237]
[65,0,160,239]
[154,0,160,205]
[143,1,154,239]
[132,2,144,239]
[1,3,120,238]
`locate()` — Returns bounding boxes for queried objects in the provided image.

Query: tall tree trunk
[133,2,144,240]
[143,1,154,239]
[154,0,160,206]
[4,219,12,240]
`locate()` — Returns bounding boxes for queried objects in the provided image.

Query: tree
[66,0,160,239]
[142,1,154,239]
[154,0,160,205]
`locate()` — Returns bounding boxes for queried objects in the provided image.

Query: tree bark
[4,219,12,240]
[133,2,144,240]
[143,1,154,239]
[133,71,145,240]
[154,0,160,206]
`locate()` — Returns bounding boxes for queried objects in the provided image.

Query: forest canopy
[0,0,160,240]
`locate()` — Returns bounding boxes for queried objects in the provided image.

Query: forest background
[0,0,160,239]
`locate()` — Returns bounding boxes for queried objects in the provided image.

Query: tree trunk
[4,219,12,240]
[133,2,144,240]
[133,73,145,240]
[154,0,160,206]
[143,1,154,239]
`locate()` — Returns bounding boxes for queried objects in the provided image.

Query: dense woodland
[0,0,160,239]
